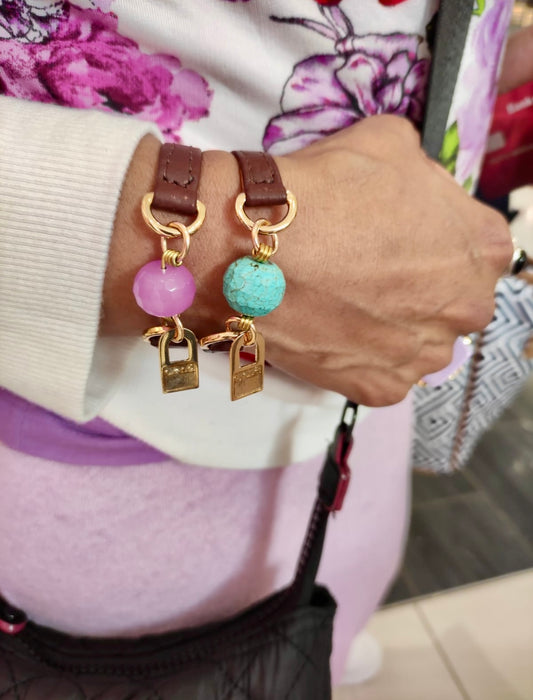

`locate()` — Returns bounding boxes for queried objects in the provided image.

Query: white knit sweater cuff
[0,97,161,421]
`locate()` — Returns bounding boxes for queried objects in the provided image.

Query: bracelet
[133,143,205,393]
[200,151,297,401]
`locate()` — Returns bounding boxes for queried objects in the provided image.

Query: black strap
[291,0,475,606]
[290,401,358,607]
[422,0,475,159]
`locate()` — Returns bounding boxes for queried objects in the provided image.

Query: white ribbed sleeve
[0,97,160,421]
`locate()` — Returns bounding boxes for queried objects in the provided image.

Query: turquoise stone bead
[223,256,286,317]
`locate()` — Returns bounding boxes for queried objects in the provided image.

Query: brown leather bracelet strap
[152,143,202,217]
[232,151,287,207]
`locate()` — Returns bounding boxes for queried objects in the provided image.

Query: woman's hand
[262,116,512,405]
[105,116,512,406]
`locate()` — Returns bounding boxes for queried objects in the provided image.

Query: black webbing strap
[422,0,475,160]
[290,401,358,606]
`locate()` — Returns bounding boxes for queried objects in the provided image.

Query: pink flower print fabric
[0,0,64,43]
[264,6,429,155]
[0,1,212,141]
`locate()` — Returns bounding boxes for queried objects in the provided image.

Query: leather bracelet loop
[232,151,287,207]
[152,143,202,216]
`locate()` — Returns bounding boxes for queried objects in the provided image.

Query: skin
[105,19,533,406]
[104,115,512,407]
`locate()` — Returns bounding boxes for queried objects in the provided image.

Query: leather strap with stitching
[232,151,287,207]
[152,143,202,216]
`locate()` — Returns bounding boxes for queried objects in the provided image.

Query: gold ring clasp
[143,315,184,344]
[199,330,241,351]
[141,192,206,238]
[226,316,256,346]
[250,219,279,261]
[235,191,297,233]
[160,224,191,268]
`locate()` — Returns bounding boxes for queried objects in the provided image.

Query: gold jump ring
[142,192,206,238]
[235,191,297,233]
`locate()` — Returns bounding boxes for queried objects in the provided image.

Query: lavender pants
[0,395,412,686]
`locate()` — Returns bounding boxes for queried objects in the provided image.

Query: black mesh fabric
[0,586,335,700]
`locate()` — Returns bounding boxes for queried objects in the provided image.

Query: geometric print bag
[411,0,533,473]
[412,276,533,472]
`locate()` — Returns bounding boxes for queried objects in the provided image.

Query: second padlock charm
[159,328,199,393]
[229,331,265,401]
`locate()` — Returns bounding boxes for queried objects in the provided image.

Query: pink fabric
[0,395,412,686]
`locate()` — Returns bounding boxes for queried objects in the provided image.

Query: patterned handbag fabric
[414,0,533,473]
[412,276,533,472]
[0,587,335,700]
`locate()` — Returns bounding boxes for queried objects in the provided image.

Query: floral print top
[0,0,513,188]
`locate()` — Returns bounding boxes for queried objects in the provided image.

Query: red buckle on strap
[0,598,27,635]
[0,618,26,635]
[326,430,353,512]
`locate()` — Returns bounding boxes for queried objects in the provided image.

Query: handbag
[413,276,533,472]
[411,0,533,473]
[0,403,357,700]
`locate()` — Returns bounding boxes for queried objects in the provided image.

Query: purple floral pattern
[453,0,513,185]
[0,0,67,43]
[0,0,212,141]
[263,6,429,155]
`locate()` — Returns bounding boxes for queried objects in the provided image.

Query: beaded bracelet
[133,144,205,393]
[200,151,297,401]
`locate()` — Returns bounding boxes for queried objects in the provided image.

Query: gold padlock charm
[230,331,265,401]
[159,328,199,393]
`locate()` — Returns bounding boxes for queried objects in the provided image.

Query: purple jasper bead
[133,260,196,317]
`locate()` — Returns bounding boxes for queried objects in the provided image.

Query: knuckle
[456,298,496,333]
[470,296,496,332]
[420,344,454,375]
[478,208,514,273]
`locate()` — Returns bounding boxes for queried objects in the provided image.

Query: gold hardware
[144,316,184,344]
[160,226,191,268]
[144,324,172,343]
[230,331,265,401]
[226,315,254,333]
[141,192,206,238]
[159,327,199,393]
[249,219,279,262]
[235,191,297,233]
[199,330,240,351]
[225,315,256,345]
